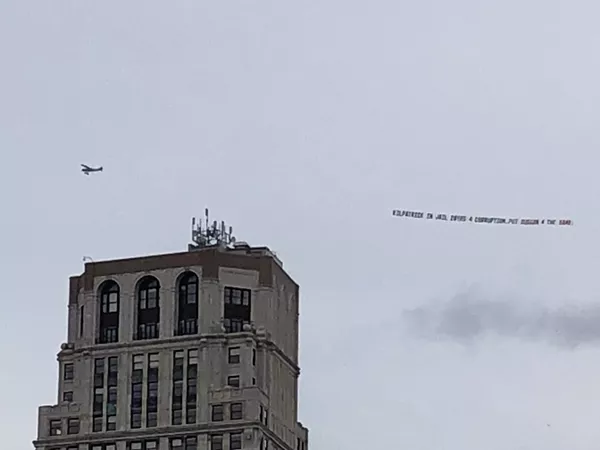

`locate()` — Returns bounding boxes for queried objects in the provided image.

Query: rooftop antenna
[190,208,236,249]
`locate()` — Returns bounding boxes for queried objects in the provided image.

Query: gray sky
[2,0,600,448]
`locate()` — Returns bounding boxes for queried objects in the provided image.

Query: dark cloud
[402,291,600,348]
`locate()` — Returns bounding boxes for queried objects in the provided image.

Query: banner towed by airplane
[392,209,573,226]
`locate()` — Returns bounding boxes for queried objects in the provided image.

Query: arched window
[98,280,120,344]
[176,272,199,336]
[135,276,160,340]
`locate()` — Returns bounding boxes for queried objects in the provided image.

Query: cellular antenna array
[190,208,236,249]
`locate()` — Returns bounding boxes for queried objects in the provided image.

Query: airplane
[81,164,103,175]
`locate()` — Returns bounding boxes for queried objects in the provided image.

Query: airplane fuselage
[81,166,103,175]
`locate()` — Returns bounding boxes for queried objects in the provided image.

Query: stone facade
[33,245,309,450]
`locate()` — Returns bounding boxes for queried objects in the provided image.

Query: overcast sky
[2,1,600,449]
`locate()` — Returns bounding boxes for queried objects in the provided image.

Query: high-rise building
[33,215,309,450]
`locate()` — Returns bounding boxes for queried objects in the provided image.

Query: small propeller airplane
[81,164,103,175]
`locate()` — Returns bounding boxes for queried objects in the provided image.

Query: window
[108,387,117,406]
[227,375,240,388]
[225,287,250,306]
[172,350,184,425]
[49,419,62,436]
[101,281,119,313]
[164,436,197,450]
[210,435,223,450]
[230,402,243,420]
[169,438,184,450]
[92,445,116,450]
[186,437,198,450]
[79,305,85,337]
[107,415,117,431]
[128,441,158,450]
[147,411,158,427]
[224,318,245,333]
[93,358,105,432]
[94,387,104,406]
[176,272,199,336]
[223,287,251,333]
[94,358,105,386]
[149,353,160,369]
[260,405,268,425]
[130,354,144,429]
[67,418,80,434]
[169,349,198,426]
[136,277,160,340]
[108,355,119,369]
[63,363,74,381]
[93,416,103,433]
[138,277,159,309]
[147,353,159,428]
[170,439,184,450]
[98,280,120,344]
[186,350,198,424]
[178,318,197,335]
[106,356,118,430]
[229,432,242,450]
[252,348,256,366]
[188,349,198,365]
[63,391,73,402]
[172,410,182,425]
[228,347,240,364]
[93,387,104,410]
[133,354,144,371]
[211,404,224,421]
[101,326,118,343]
[95,358,105,372]
[108,356,118,385]
[137,322,159,340]
[131,412,142,429]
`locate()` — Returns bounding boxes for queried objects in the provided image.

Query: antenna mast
[190,208,236,249]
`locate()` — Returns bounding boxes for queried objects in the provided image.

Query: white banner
[392,210,573,226]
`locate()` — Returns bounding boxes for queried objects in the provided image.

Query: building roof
[69,245,298,303]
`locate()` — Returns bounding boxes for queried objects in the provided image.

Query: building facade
[33,242,309,450]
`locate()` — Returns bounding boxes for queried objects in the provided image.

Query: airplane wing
[81,164,91,170]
